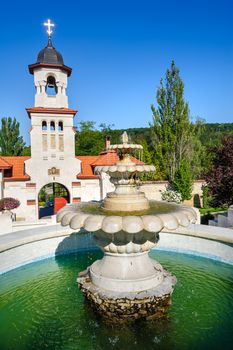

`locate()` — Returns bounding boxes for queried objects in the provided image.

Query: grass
[199,207,227,215]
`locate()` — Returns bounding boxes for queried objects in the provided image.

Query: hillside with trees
[74,61,232,202]
[1,59,232,204]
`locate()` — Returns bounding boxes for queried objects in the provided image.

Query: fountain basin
[1,250,233,349]
[57,200,196,322]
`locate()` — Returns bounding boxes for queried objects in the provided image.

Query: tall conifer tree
[0,117,25,155]
[150,61,192,182]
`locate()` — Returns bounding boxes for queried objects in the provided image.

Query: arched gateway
[38,182,70,218]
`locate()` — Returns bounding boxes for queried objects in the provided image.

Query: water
[0,250,233,350]
[74,200,181,216]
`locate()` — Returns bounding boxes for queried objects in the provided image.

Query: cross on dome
[44,19,54,38]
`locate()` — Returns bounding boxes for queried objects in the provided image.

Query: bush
[201,212,214,225]
[204,134,233,207]
[161,190,182,204]
[202,185,213,208]
[172,159,193,201]
[0,197,20,211]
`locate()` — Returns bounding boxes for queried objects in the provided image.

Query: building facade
[0,33,108,221]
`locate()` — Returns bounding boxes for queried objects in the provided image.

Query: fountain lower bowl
[57,200,197,236]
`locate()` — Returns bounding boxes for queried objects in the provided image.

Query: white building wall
[140,180,205,206]
[25,109,81,220]
[100,172,115,199]
[29,113,76,160]
[80,179,101,202]
[140,181,168,201]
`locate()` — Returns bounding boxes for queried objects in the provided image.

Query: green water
[0,250,233,350]
[75,200,181,216]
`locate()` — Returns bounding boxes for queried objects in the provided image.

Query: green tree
[150,61,198,182]
[21,146,31,156]
[0,117,25,155]
[99,123,115,133]
[75,121,104,155]
[139,138,153,165]
[172,159,193,201]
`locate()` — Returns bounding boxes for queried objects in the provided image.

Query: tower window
[58,121,63,131]
[46,76,57,96]
[50,121,55,131]
[42,121,47,131]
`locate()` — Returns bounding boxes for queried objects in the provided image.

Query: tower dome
[36,38,64,65]
[29,20,72,76]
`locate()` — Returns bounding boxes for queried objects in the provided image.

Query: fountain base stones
[77,267,176,323]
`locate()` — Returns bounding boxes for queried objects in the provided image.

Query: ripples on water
[0,250,233,350]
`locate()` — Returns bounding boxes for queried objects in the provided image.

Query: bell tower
[25,20,81,218]
[29,20,70,109]
[26,19,77,160]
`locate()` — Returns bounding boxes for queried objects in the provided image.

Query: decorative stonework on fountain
[57,132,197,323]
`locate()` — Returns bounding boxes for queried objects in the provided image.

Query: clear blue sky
[0,0,232,144]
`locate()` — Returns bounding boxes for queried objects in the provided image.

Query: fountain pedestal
[77,233,176,323]
[78,260,175,323]
[90,252,164,292]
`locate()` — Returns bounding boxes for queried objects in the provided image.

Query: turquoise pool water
[0,250,233,350]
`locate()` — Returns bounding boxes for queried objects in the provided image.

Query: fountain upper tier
[95,132,155,211]
[58,131,197,239]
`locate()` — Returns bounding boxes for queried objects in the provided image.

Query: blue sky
[0,0,232,144]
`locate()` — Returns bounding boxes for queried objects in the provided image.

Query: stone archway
[38,182,70,219]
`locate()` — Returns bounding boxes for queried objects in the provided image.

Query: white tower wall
[33,67,68,108]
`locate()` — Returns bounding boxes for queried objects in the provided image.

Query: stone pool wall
[0,224,233,274]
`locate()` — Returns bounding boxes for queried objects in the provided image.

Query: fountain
[57,132,197,323]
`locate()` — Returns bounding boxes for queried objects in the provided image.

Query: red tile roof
[76,152,144,178]
[26,107,77,118]
[129,156,144,165]
[91,151,119,166]
[1,156,31,181]
[0,157,11,169]
[0,152,144,181]
[76,156,99,179]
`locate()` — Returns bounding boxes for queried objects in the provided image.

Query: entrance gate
[38,182,70,219]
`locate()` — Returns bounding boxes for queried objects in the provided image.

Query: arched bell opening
[46,75,57,96]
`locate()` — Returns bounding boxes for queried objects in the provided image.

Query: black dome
[36,39,64,65]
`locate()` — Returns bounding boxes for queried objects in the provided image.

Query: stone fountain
[57,132,197,323]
